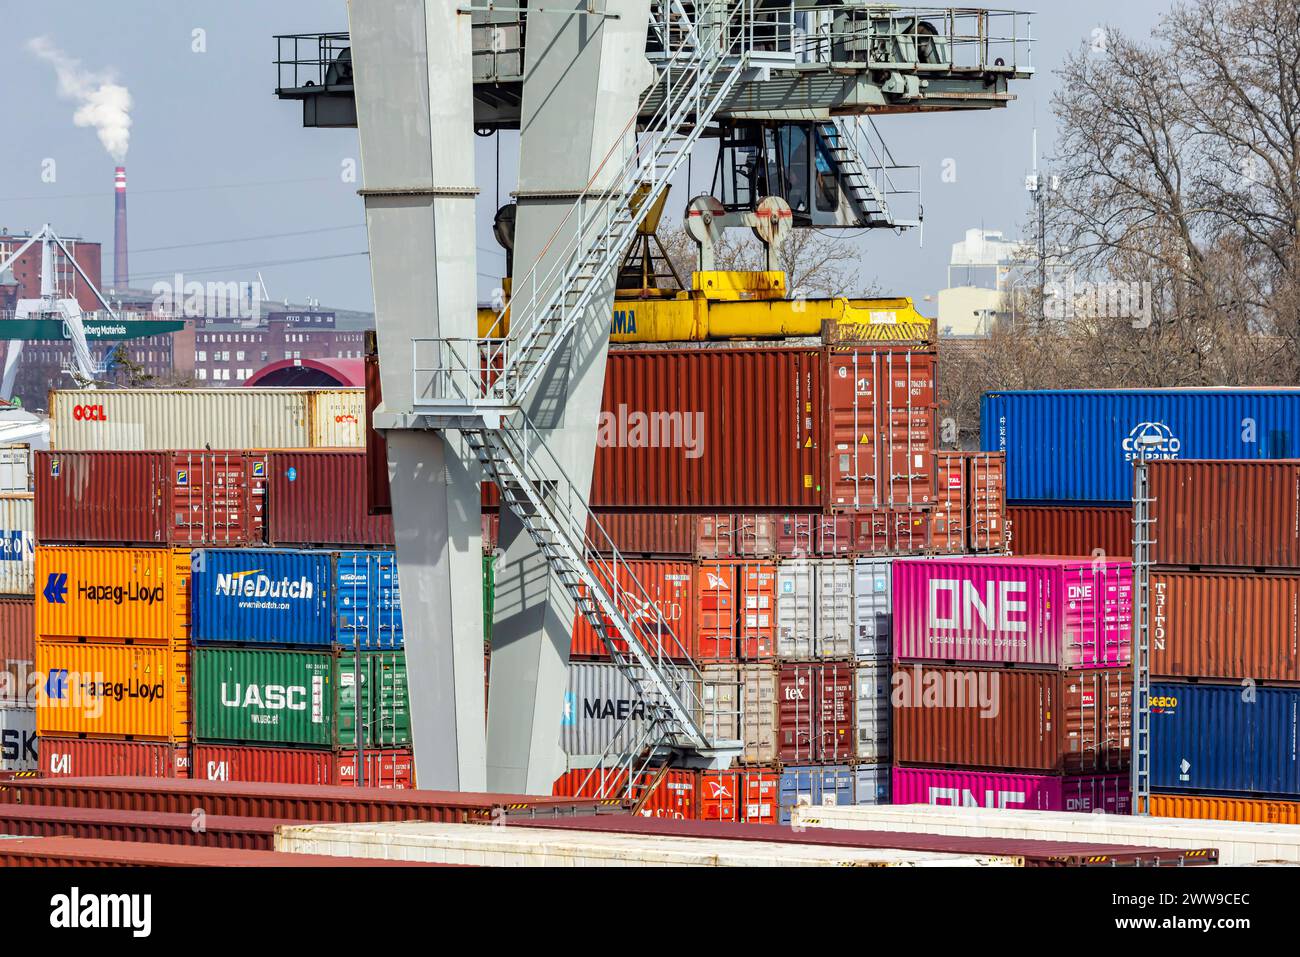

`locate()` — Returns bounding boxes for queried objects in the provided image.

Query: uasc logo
[1122,421,1181,461]
[72,404,106,421]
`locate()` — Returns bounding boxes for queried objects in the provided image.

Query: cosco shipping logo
[1122,421,1181,461]
[72,404,107,421]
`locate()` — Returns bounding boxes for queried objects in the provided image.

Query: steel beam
[486,0,653,794]
[348,0,487,790]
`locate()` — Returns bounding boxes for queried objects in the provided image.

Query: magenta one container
[892,556,1132,669]
[892,766,1131,814]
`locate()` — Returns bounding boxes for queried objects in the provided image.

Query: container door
[817,663,854,762]
[826,351,880,509]
[700,664,740,743]
[968,451,1006,551]
[778,664,817,763]
[696,561,739,660]
[814,560,853,658]
[855,662,890,763]
[877,350,936,507]
[740,664,777,764]
[929,451,966,553]
[776,560,815,659]
[737,563,776,659]
[854,764,890,805]
[852,558,892,660]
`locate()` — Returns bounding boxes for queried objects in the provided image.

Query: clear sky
[1,1,1166,315]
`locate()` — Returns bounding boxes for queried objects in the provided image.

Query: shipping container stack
[1147,460,1300,824]
[28,389,418,787]
[0,447,35,772]
[890,555,1134,813]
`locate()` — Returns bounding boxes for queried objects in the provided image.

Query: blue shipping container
[981,389,1300,503]
[1151,682,1300,798]
[778,765,854,825]
[191,548,402,649]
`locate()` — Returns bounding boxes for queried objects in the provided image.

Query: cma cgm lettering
[192,549,403,649]
[893,556,1132,670]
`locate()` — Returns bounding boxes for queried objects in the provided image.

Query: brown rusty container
[266,449,395,546]
[892,664,1132,773]
[588,512,698,557]
[929,451,967,553]
[1150,460,1300,568]
[35,450,259,546]
[0,596,34,707]
[1151,570,1300,682]
[967,451,1006,551]
[777,661,854,764]
[1007,505,1130,559]
[0,804,287,851]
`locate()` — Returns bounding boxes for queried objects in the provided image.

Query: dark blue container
[778,765,854,825]
[191,548,402,649]
[981,389,1300,503]
[1151,681,1300,797]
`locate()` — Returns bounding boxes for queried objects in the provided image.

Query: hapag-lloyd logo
[214,569,314,600]
[1122,421,1181,461]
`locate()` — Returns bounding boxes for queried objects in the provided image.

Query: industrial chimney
[113,165,128,290]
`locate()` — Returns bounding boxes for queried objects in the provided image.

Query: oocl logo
[1122,421,1180,461]
[72,404,107,422]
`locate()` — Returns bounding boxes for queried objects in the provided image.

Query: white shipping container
[815,559,853,658]
[0,707,36,771]
[0,447,31,493]
[562,661,696,761]
[855,662,890,764]
[776,560,814,659]
[0,495,35,595]
[852,558,893,659]
[854,764,890,805]
[49,388,364,451]
[308,389,366,447]
[701,663,776,765]
[276,821,1020,866]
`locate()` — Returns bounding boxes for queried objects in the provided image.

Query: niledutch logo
[1122,421,1181,461]
[215,568,314,600]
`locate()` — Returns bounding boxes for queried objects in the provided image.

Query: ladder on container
[817,117,922,230]
[1131,460,1155,815]
[412,1,787,796]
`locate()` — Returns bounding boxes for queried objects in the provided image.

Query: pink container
[892,766,1131,814]
[892,556,1131,669]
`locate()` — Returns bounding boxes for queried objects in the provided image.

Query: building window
[197,351,206,362]
[261,351,268,362]
[236,351,245,361]
[197,369,207,380]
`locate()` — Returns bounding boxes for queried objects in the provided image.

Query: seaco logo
[72,404,107,422]
[1122,421,1181,462]
[214,569,314,600]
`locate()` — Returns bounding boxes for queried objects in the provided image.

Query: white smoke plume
[27,37,132,162]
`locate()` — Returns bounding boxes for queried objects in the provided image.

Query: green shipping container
[483,553,495,643]
[194,647,410,748]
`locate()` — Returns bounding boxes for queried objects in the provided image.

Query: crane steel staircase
[818,116,922,230]
[413,1,796,792]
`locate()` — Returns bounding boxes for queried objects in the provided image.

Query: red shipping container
[1151,460,1300,569]
[777,661,855,763]
[893,664,1132,773]
[267,450,395,546]
[695,560,777,660]
[192,745,415,788]
[813,513,853,557]
[35,450,258,545]
[482,512,500,552]
[551,768,698,819]
[38,738,190,778]
[700,769,779,824]
[570,559,696,660]
[0,597,33,707]
[588,512,697,557]
[968,451,1006,551]
[825,347,937,509]
[846,509,932,555]
[364,349,391,515]
[1007,505,1130,559]
[930,451,967,553]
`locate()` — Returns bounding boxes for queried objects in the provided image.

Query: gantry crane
[278,2,1032,795]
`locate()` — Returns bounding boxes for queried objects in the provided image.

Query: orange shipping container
[695,560,776,661]
[570,559,696,660]
[967,451,1006,551]
[1152,571,1300,682]
[34,639,189,741]
[929,451,967,553]
[1150,792,1300,826]
[34,546,190,643]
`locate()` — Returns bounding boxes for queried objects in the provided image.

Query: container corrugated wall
[193,647,333,746]
[852,558,892,659]
[1151,681,1300,797]
[981,388,1300,502]
[266,450,395,546]
[778,765,854,824]
[192,744,413,788]
[893,665,1132,773]
[37,738,190,778]
[190,549,332,646]
[0,597,35,707]
[0,494,34,595]
[591,347,824,509]
[1150,460,1300,568]
[0,706,36,771]
[1149,793,1300,825]
[0,446,31,493]
[561,660,696,760]
[34,641,190,741]
[1152,571,1300,682]
[49,389,320,451]
[570,559,694,660]
[891,767,1130,813]
[855,662,889,763]
[1006,505,1130,559]
[34,546,190,643]
[307,390,366,448]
